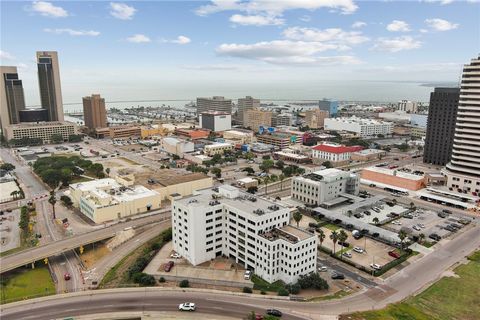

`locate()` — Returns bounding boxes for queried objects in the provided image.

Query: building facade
[199,111,232,132]
[172,185,317,284]
[318,99,338,117]
[18,109,49,123]
[271,113,291,127]
[445,56,480,194]
[4,121,77,143]
[204,142,234,156]
[95,125,141,139]
[361,166,426,191]
[291,169,359,206]
[324,117,393,138]
[222,130,255,144]
[83,94,107,130]
[423,88,460,166]
[1,66,26,134]
[238,96,260,124]
[256,133,291,149]
[196,96,232,115]
[311,143,363,166]
[244,109,272,132]
[36,51,64,122]
[398,100,418,113]
[161,137,194,157]
[304,109,328,129]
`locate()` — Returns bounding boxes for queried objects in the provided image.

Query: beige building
[1,66,26,134]
[244,109,272,132]
[238,96,260,124]
[411,126,426,138]
[83,94,107,130]
[305,109,329,129]
[161,137,194,157]
[351,149,387,162]
[196,96,232,115]
[69,178,161,224]
[4,121,77,143]
[37,51,64,122]
[95,126,141,138]
[204,142,234,156]
[223,129,255,144]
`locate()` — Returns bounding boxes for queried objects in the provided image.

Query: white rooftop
[364,166,425,181]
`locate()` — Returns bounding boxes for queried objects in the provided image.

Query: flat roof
[274,151,309,159]
[364,166,425,181]
[135,171,210,187]
[354,149,386,155]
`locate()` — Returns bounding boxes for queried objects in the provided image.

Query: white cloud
[372,36,421,52]
[31,1,68,18]
[171,36,191,44]
[425,18,459,31]
[420,28,429,33]
[110,2,136,20]
[424,0,454,4]
[216,40,361,65]
[300,15,311,22]
[230,14,284,26]
[386,20,411,32]
[196,0,358,16]
[126,34,151,43]
[351,21,366,28]
[0,50,15,60]
[43,28,100,36]
[283,27,369,46]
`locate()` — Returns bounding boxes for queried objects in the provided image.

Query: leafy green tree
[372,217,380,225]
[275,160,285,169]
[247,186,257,194]
[0,163,15,171]
[179,280,190,288]
[277,288,289,296]
[242,167,255,175]
[51,134,64,144]
[398,230,408,250]
[259,159,274,172]
[211,167,222,178]
[297,272,329,290]
[68,134,83,142]
[293,212,303,227]
[322,161,333,168]
[60,195,73,207]
[243,287,253,293]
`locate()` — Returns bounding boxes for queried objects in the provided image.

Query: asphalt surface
[317,257,377,288]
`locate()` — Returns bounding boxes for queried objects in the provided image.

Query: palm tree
[10,190,19,200]
[419,233,425,244]
[398,230,407,251]
[279,174,285,191]
[337,230,348,259]
[347,210,353,217]
[48,190,57,220]
[263,176,270,195]
[293,211,303,227]
[318,230,325,248]
[330,230,339,256]
[372,217,380,225]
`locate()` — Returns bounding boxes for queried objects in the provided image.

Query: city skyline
[1,0,479,105]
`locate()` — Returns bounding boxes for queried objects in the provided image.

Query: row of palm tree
[10,190,25,200]
[260,174,286,195]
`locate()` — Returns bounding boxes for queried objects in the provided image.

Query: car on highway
[266,309,282,317]
[318,266,328,272]
[353,246,364,254]
[178,302,196,311]
[370,263,382,270]
[342,252,352,258]
[331,272,345,280]
[64,273,71,281]
[170,253,181,259]
[164,261,174,272]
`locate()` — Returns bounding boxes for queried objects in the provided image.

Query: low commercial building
[172,185,317,284]
[141,125,168,138]
[311,143,363,166]
[237,177,259,189]
[4,121,77,143]
[199,111,232,132]
[175,128,210,140]
[351,149,386,162]
[411,126,426,138]
[161,137,194,157]
[69,178,161,223]
[291,169,359,207]
[95,126,141,139]
[274,150,310,164]
[256,133,292,149]
[204,142,234,156]
[324,117,393,138]
[361,166,427,191]
[222,129,255,144]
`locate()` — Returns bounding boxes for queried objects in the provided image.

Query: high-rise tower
[444,56,480,194]
[0,66,26,134]
[83,94,107,130]
[37,51,64,121]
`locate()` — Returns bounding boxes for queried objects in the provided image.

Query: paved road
[0,213,170,273]
[2,222,479,319]
[317,257,377,288]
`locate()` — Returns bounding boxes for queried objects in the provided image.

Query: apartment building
[4,121,77,143]
[324,117,393,138]
[291,169,359,206]
[172,185,317,284]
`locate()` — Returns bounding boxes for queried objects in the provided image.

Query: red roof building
[311,143,363,165]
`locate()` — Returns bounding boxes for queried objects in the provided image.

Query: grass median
[341,250,480,320]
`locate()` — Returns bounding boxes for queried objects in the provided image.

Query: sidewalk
[68,311,238,320]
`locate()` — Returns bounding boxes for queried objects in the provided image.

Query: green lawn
[308,289,352,301]
[251,275,285,292]
[342,251,480,320]
[0,266,56,303]
[323,223,341,231]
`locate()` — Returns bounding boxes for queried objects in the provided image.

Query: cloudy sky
[1,0,479,105]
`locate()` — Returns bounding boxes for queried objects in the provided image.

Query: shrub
[260,290,266,295]
[179,280,189,288]
[159,277,166,283]
[277,288,289,296]
[297,272,329,290]
[243,287,253,293]
[286,283,301,294]
[132,272,155,286]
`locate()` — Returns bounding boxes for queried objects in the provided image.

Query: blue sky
[1,0,479,105]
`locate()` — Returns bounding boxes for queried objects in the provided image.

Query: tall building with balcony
[0,66,26,133]
[83,94,107,130]
[423,88,460,165]
[196,96,232,116]
[37,51,64,122]
[238,96,260,124]
[445,56,480,194]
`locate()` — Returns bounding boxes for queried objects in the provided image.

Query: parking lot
[320,227,397,270]
[346,203,408,225]
[0,208,20,253]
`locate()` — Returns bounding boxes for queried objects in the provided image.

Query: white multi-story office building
[172,185,317,284]
[199,111,232,132]
[445,55,480,194]
[324,117,393,138]
[291,169,359,206]
[398,100,418,113]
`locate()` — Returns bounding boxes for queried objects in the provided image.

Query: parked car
[429,233,441,241]
[244,270,252,280]
[418,224,425,229]
[403,214,414,219]
[353,246,364,254]
[318,266,328,272]
[364,211,371,216]
[331,272,345,280]
[266,309,282,317]
[369,184,376,187]
[64,273,71,281]
[164,261,174,272]
[255,315,264,320]
[342,252,352,258]
[178,302,196,311]
[413,225,421,231]
[370,263,382,270]
[170,253,182,259]
[438,212,448,218]
[338,241,350,247]
[388,250,401,259]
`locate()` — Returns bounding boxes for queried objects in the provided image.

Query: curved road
[2,223,479,320]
